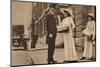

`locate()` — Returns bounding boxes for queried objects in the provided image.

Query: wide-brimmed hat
[88,13,95,18]
[60,8,74,18]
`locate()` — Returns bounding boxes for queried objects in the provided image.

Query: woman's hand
[86,35,92,41]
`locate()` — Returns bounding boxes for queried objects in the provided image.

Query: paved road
[11,48,94,66]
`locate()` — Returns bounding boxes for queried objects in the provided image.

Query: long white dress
[61,17,78,61]
[83,20,95,59]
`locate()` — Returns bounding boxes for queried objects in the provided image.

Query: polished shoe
[80,57,86,60]
[68,60,78,63]
[48,60,58,64]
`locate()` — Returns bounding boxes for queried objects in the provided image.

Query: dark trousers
[47,33,56,62]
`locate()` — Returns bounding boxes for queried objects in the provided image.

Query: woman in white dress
[59,8,78,62]
[80,13,96,60]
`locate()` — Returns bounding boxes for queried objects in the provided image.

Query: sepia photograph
[11,0,96,66]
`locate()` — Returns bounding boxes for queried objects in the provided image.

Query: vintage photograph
[11,0,96,66]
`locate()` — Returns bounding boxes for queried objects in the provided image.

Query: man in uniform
[45,4,58,64]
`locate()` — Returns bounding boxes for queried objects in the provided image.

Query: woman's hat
[60,8,74,18]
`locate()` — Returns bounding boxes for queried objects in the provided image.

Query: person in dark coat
[45,4,58,64]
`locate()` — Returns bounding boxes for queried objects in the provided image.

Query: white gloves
[49,34,53,38]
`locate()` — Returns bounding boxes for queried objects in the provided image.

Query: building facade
[12,0,96,49]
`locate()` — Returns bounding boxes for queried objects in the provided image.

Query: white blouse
[61,16,75,29]
[83,20,95,38]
